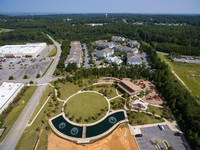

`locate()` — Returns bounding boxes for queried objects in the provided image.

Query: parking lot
[0,45,53,81]
[136,125,191,150]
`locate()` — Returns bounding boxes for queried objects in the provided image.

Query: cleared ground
[48,124,139,150]
[65,92,108,124]
[158,53,200,98]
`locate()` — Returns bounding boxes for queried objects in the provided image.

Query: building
[106,56,123,65]
[0,43,47,58]
[111,36,126,42]
[114,45,138,54]
[117,80,143,96]
[127,40,140,49]
[0,82,24,114]
[94,40,115,49]
[94,48,114,58]
[127,53,143,65]
[65,41,83,68]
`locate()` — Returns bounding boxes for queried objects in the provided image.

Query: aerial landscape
[0,0,200,150]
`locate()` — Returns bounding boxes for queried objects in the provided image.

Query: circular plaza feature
[64,92,109,124]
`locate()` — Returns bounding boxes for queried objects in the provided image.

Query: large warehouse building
[0,43,47,58]
[0,82,24,114]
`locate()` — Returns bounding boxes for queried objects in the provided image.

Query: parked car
[174,132,182,136]
[158,125,165,130]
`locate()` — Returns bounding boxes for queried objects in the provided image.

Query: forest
[0,14,200,56]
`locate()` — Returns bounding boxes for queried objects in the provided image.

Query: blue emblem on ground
[70,127,79,135]
[109,116,117,124]
[59,122,66,129]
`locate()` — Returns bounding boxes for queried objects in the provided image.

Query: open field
[59,82,81,100]
[128,112,164,125]
[158,53,200,98]
[47,46,57,57]
[65,92,108,123]
[92,84,118,99]
[147,105,163,116]
[15,86,63,150]
[0,86,37,142]
[48,124,138,150]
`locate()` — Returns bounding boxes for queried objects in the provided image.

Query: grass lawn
[65,92,108,123]
[110,97,125,110]
[128,112,164,125]
[0,86,37,142]
[158,53,200,98]
[15,86,63,150]
[29,85,53,123]
[92,84,118,99]
[59,82,80,100]
[147,105,164,116]
[47,46,57,57]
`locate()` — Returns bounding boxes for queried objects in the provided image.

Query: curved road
[0,35,62,150]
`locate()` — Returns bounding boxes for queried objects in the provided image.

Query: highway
[0,35,62,150]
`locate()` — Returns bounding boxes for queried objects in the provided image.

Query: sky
[0,0,200,14]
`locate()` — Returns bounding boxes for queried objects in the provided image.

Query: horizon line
[0,12,200,16]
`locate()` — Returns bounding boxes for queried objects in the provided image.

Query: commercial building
[0,82,24,114]
[0,43,47,58]
[111,36,126,42]
[65,41,83,68]
[117,80,143,96]
[127,40,140,49]
[94,48,114,58]
[94,40,115,49]
[127,53,143,65]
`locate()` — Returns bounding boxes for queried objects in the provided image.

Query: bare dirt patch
[48,125,138,150]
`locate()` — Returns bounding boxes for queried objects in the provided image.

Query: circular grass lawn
[64,92,109,124]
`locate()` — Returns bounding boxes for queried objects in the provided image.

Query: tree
[8,76,14,80]
[23,75,28,79]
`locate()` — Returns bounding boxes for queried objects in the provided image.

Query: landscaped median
[0,86,37,142]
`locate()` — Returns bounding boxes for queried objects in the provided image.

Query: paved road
[0,35,61,150]
[0,85,47,150]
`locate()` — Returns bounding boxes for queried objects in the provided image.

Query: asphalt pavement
[0,85,47,150]
[0,35,61,150]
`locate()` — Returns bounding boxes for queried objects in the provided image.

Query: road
[0,35,61,150]
[0,85,47,150]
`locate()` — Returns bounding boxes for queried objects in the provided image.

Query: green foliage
[143,43,200,150]
[8,76,14,80]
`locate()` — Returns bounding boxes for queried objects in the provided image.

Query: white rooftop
[0,82,24,110]
[0,43,46,54]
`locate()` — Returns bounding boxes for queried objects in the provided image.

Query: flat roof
[0,43,46,55]
[121,80,142,91]
[0,82,24,109]
[65,41,82,65]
